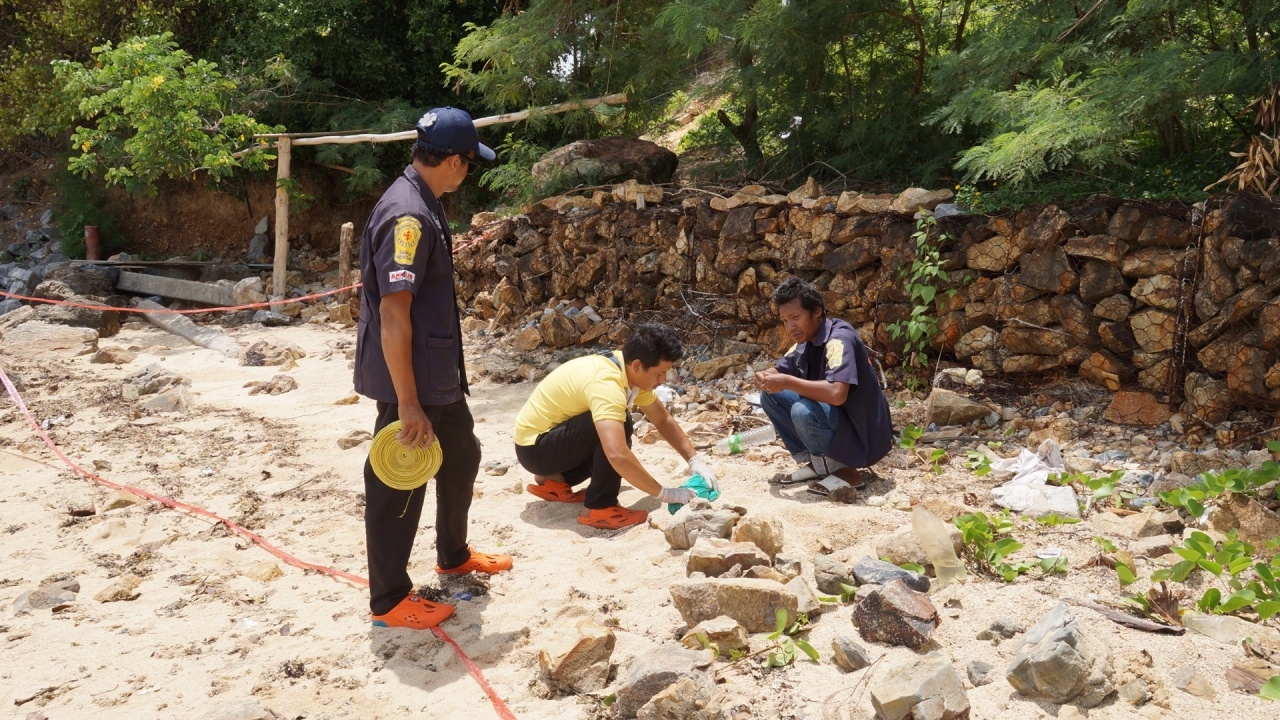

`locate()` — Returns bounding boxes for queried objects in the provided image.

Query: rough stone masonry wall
[452,184,1280,422]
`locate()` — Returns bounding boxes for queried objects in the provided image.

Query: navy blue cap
[415,107,496,162]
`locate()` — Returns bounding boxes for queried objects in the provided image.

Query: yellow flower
[81,141,91,152]
[151,75,164,89]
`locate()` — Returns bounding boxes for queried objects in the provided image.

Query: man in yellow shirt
[513,323,720,529]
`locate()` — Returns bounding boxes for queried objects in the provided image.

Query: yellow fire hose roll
[369,421,442,491]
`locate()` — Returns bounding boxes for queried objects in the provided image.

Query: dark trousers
[514,412,633,510]
[364,399,479,615]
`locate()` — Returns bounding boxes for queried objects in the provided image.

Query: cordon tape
[0,366,517,720]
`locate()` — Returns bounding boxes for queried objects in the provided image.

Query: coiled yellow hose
[369,421,442,490]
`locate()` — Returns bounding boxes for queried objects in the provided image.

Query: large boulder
[615,645,712,718]
[0,319,98,357]
[531,138,678,189]
[636,676,722,720]
[870,651,970,720]
[852,556,930,593]
[852,578,938,649]
[685,536,771,577]
[1005,603,1114,708]
[926,388,990,426]
[730,514,784,560]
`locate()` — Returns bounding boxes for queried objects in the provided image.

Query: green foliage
[888,214,953,388]
[1262,675,1280,702]
[899,424,924,450]
[1137,530,1280,621]
[763,609,817,668]
[1034,513,1079,527]
[53,33,282,193]
[817,582,858,605]
[954,511,1036,582]
[477,133,552,202]
[53,170,125,258]
[926,448,948,475]
[1047,469,1128,515]
[965,450,992,477]
[1159,462,1280,518]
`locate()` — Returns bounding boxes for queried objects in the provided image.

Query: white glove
[657,486,697,505]
[687,455,720,491]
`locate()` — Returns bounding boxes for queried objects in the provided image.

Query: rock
[686,536,772,578]
[670,578,798,633]
[1117,680,1150,706]
[977,618,1026,641]
[926,388,990,426]
[852,556,930,592]
[1109,205,1151,241]
[967,660,998,687]
[663,507,739,550]
[93,573,143,602]
[1130,535,1173,558]
[1090,511,1163,540]
[680,615,748,657]
[832,635,872,672]
[953,325,998,358]
[1078,352,1132,391]
[615,645,710,718]
[869,651,970,720]
[1019,247,1078,294]
[875,525,963,568]
[635,676,722,720]
[538,619,616,693]
[1130,275,1181,310]
[729,514,783,559]
[787,177,823,203]
[532,138,678,188]
[1093,294,1132,322]
[539,312,580,348]
[1172,666,1215,699]
[1261,298,1280,350]
[245,374,297,396]
[139,385,192,413]
[250,310,291,326]
[43,264,117,296]
[240,339,305,367]
[1103,391,1171,426]
[966,234,1020,272]
[1228,345,1273,399]
[1079,261,1127,303]
[852,578,939,649]
[232,277,268,305]
[1005,603,1114,708]
[245,562,283,582]
[511,326,543,351]
[1208,493,1280,547]
[773,554,802,580]
[1065,235,1128,264]
[1129,308,1176,353]
[813,553,854,594]
[0,320,97,357]
[1183,372,1232,423]
[1137,215,1190,248]
[12,579,79,614]
[247,233,270,263]
[692,353,751,381]
[786,575,822,616]
[1122,247,1193,277]
[101,490,146,512]
[891,188,953,214]
[90,346,136,364]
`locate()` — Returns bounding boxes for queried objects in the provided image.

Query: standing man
[755,278,892,488]
[354,107,511,630]
[514,323,719,529]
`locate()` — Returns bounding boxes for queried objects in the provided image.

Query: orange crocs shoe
[371,593,454,629]
[436,549,513,575]
[576,505,648,530]
[526,479,586,503]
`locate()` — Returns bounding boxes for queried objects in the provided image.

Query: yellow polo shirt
[514,351,657,446]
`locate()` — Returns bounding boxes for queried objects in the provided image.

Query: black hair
[772,277,824,314]
[412,141,451,168]
[622,323,684,369]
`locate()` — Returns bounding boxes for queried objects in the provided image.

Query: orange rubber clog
[576,505,648,530]
[436,549,513,575]
[526,479,586,503]
[371,593,454,629]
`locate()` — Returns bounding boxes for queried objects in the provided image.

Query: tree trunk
[718,100,763,165]
[954,0,974,52]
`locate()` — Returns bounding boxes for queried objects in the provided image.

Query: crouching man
[754,278,892,487]
[513,323,719,529]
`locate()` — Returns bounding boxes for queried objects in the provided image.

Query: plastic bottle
[713,425,777,455]
[911,504,968,584]
[1182,611,1280,645]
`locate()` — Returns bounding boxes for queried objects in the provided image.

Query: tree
[54,33,282,193]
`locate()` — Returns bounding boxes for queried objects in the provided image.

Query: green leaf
[1260,675,1280,701]
[1197,588,1222,612]
[1217,589,1257,615]
[1094,537,1118,553]
[900,563,926,574]
[601,694,617,708]
[795,639,819,661]
[774,608,787,635]
[1150,568,1173,583]
[1171,560,1196,582]
[1186,498,1205,517]
[1267,440,1280,453]
[1197,559,1224,576]
[1256,601,1280,621]
[1116,564,1138,586]
[1172,546,1203,562]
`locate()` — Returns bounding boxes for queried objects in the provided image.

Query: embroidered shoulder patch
[825,340,845,367]
[393,216,421,265]
[388,269,416,284]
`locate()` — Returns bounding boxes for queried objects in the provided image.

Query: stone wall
[453,183,1280,421]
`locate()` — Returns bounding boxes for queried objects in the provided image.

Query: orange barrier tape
[0,364,517,720]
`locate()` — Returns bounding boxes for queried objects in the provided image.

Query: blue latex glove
[667,474,721,514]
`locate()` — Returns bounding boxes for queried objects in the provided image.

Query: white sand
[0,322,1272,719]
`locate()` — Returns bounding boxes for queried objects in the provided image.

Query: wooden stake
[271,136,292,311]
[338,221,354,303]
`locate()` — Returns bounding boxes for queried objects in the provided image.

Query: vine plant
[888,214,954,390]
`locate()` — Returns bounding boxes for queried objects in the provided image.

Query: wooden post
[271,136,292,311]
[338,221,354,303]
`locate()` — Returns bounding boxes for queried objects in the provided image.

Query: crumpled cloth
[668,474,721,515]
[989,439,1080,519]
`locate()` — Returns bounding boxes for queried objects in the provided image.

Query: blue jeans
[760,390,840,463]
